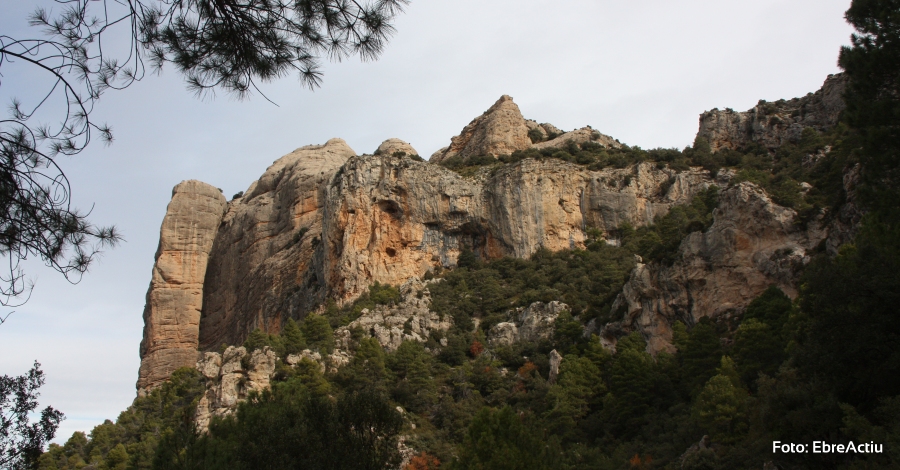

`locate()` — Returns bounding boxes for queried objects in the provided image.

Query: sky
[1,0,854,444]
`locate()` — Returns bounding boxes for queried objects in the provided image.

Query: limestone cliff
[137,80,857,393]
[322,155,711,304]
[697,73,846,152]
[138,145,710,389]
[137,181,227,394]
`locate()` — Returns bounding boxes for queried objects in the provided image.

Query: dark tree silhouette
[0,0,408,309]
[0,362,64,469]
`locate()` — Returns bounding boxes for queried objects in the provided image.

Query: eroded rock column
[137,180,227,394]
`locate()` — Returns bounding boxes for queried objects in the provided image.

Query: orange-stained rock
[322,154,712,303]
[137,180,226,395]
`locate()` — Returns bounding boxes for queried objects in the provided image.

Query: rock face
[601,182,828,355]
[138,79,855,394]
[137,180,227,395]
[323,154,712,303]
[138,145,712,383]
[488,301,569,347]
[334,277,452,352]
[430,95,532,162]
[198,139,356,350]
[697,74,846,152]
[137,145,712,391]
[194,346,277,432]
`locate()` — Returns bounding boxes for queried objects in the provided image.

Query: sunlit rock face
[137,146,711,392]
[429,95,533,163]
[321,155,712,304]
[137,180,227,395]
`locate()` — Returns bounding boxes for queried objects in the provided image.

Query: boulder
[375,138,419,157]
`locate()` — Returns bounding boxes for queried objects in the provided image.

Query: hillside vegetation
[37,1,900,468]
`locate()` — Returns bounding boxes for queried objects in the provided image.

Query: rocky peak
[429,95,533,162]
[375,138,419,157]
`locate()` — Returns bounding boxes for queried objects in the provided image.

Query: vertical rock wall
[322,154,712,304]
[197,139,356,349]
[136,180,227,394]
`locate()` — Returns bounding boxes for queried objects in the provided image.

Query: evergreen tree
[281,318,307,356]
[679,319,723,396]
[1,362,64,470]
[302,314,335,353]
[452,407,558,470]
[692,357,749,444]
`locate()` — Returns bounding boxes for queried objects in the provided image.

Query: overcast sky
[1,0,854,443]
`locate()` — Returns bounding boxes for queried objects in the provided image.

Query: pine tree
[281,318,307,356]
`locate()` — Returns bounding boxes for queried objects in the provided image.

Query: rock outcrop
[375,138,419,157]
[430,95,532,163]
[137,180,227,395]
[138,145,712,390]
[532,126,621,151]
[334,277,452,352]
[697,73,846,152]
[548,349,563,384]
[430,96,621,164]
[488,301,569,347]
[600,182,828,354]
[194,346,277,432]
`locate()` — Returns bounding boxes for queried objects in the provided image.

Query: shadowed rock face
[600,182,829,355]
[137,180,227,395]
[197,138,356,350]
[697,74,847,152]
